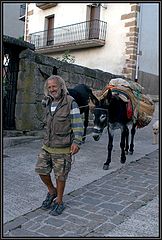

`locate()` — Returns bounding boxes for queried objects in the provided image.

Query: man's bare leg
[55,178,65,204]
[39,174,57,195]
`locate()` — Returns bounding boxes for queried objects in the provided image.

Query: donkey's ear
[38,68,50,80]
[107,89,112,102]
[90,95,99,106]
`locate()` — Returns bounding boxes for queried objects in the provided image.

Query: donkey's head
[92,89,112,141]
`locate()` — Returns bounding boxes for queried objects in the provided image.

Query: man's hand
[70,143,80,155]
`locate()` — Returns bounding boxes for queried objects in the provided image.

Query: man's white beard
[50,89,62,101]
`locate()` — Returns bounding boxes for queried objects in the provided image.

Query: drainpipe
[24,3,28,41]
[135,3,142,81]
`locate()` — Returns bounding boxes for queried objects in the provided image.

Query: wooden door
[89,5,100,39]
[47,15,54,45]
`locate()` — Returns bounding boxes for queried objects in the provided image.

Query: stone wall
[138,71,159,95]
[15,49,122,130]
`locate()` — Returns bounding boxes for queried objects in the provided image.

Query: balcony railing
[19,3,26,21]
[29,19,107,52]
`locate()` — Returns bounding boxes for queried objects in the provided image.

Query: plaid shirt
[70,100,84,146]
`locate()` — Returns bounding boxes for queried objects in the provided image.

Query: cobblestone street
[3,149,159,237]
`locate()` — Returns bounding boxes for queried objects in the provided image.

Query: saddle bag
[98,78,155,128]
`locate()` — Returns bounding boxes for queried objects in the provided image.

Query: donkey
[92,88,136,170]
[38,68,98,141]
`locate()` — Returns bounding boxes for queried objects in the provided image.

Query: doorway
[46,15,54,46]
[89,5,100,39]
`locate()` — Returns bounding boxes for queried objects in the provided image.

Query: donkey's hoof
[129,151,133,155]
[103,164,109,170]
[120,157,126,164]
[82,137,86,143]
[125,150,128,155]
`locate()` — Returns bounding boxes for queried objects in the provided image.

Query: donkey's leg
[120,126,127,163]
[82,106,89,142]
[129,123,136,154]
[125,126,129,155]
[103,127,113,170]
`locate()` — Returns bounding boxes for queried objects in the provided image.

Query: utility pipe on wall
[24,3,28,41]
[135,3,143,81]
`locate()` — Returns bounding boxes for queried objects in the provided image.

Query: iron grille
[29,19,107,49]
[3,48,19,129]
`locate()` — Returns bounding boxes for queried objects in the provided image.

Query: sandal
[41,192,57,210]
[49,202,65,216]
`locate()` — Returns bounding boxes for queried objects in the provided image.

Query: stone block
[15,103,44,130]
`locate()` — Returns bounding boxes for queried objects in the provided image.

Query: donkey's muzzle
[92,127,102,141]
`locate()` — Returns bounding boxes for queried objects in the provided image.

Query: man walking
[35,75,83,216]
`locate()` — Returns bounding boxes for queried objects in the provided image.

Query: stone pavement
[3,149,159,238]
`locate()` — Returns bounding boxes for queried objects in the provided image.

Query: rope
[132,89,142,123]
[94,107,108,111]
[78,104,89,109]
[71,154,75,165]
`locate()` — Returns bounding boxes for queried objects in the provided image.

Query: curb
[3,136,42,148]
[3,128,94,148]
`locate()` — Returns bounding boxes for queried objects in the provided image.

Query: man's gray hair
[44,75,68,96]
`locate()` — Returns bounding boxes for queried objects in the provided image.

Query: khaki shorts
[35,149,72,181]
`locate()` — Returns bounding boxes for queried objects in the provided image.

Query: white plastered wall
[27,3,131,75]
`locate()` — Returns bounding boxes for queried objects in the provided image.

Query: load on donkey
[91,78,155,170]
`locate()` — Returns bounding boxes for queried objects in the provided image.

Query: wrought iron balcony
[36,3,57,10]
[29,19,107,53]
[19,3,26,22]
